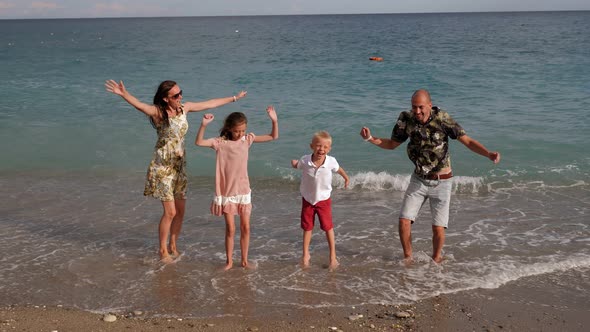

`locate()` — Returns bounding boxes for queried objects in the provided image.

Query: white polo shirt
[296,154,340,206]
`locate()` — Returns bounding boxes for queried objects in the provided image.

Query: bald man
[360,90,500,263]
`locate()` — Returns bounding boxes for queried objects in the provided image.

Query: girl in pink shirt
[195,106,278,270]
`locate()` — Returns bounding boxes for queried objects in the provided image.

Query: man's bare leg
[399,218,413,263]
[432,225,445,263]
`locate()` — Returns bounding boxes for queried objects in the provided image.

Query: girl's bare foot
[223,261,233,271]
[328,260,339,271]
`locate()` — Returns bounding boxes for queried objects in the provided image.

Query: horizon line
[1,9,588,21]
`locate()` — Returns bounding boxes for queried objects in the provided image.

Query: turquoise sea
[1,12,589,317]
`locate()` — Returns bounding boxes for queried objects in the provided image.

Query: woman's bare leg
[159,200,176,263]
[168,198,185,257]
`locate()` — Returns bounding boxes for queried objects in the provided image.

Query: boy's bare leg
[432,225,445,263]
[223,214,236,270]
[301,230,312,268]
[239,211,251,268]
[399,218,413,264]
[326,228,339,270]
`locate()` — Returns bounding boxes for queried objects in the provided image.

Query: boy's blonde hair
[312,130,332,144]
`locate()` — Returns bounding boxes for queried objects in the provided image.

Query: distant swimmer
[369,57,383,61]
[360,89,500,264]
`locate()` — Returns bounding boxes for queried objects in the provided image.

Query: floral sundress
[144,108,189,201]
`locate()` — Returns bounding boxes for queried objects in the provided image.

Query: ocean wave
[335,171,485,193]
[271,168,587,195]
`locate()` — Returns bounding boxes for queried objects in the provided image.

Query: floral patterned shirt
[391,107,466,177]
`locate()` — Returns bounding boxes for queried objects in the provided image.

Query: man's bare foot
[328,260,339,271]
[432,255,444,264]
[402,256,414,267]
[301,254,311,268]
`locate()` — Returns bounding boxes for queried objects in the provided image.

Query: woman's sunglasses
[171,90,183,99]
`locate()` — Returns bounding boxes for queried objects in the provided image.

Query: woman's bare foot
[159,254,175,264]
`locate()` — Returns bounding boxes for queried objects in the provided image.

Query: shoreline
[2,269,588,332]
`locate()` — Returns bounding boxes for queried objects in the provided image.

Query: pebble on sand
[394,311,411,318]
[103,314,117,322]
[348,314,364,321]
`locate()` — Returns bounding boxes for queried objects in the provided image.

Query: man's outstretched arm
[458,135,501,163]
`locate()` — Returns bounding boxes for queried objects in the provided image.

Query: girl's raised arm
[184,91,247,113]
[105,80,158,118]
[254,106,279,143]
[195,114,217,147]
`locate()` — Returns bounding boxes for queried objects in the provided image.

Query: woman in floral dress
[106,79,246,263]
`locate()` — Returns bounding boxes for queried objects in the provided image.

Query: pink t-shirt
[210,133,255,216]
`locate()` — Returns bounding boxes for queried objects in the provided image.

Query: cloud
[0,1,16,10]
[89,2,166,17]
[94,2,127,13]
[30,1,58,10]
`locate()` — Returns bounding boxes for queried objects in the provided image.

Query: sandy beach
[2,269,588,332]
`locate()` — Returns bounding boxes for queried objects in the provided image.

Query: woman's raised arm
[105,80,158,118]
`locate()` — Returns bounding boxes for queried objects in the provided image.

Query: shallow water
[1,171,588,316]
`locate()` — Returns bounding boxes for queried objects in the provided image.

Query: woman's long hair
[151,80,177,128]
[220,112,247,140]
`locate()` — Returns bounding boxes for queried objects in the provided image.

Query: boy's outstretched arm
[195,114,216,147]
[255,106,279,142]
[291,160,299,168]
[337,167,350,189]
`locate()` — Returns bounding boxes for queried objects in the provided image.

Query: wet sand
[1,269,588,332]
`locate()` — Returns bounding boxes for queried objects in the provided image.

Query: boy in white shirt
[291,131,350,270]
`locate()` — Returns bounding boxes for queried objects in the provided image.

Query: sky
[0,0,589,19]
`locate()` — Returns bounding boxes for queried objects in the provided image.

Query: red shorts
[300,197,333,231]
